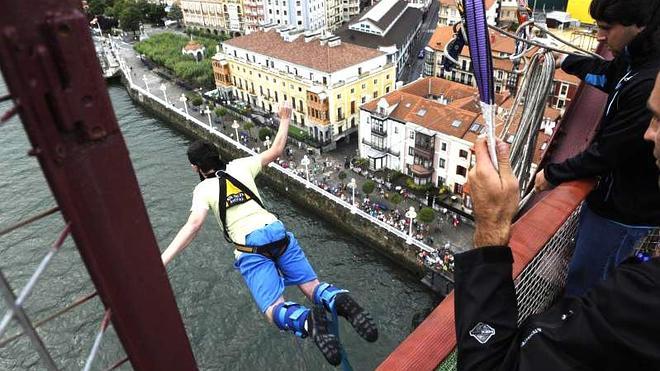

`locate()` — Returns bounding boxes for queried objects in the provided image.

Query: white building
[335,0,423,79]
[263,0,327,31]
[438,0,498,26]
[359,77,558,206]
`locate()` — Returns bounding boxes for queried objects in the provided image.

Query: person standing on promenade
[161,102,378,366]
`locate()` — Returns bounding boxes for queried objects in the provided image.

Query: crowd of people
[417,246,455,274]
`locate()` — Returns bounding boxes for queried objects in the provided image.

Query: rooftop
[223,29,385,73]
[362,77,554,163]
[336,6,423,49]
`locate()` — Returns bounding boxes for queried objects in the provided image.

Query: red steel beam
[0,1,197,369]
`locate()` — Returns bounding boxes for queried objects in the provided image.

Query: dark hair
[187,140,224,173]
[589,0,658,27]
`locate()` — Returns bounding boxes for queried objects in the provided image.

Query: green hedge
[288,125,309,142]
[134,33,218,88]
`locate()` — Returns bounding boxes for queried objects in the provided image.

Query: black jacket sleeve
[544,77,654,185]
[560,55,617,93]
[454,246,518,371]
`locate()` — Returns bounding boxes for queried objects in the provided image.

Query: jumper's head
[187,140,225,179]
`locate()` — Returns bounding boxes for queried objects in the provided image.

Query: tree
[258,127,273,141]
[417,207,435,224]
[119,2,141,35]
[243,122,254,137]
[191,96,204,107]
[87,0,108,16]
[168,3,184,24]
[144,3,166,26]
[215,107,227,117]
[362,180,375,195]
[390,193,402,205]
[338,171,347,183]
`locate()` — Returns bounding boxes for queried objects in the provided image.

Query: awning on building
[364,146,387,159]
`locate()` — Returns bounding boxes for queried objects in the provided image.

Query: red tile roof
[223,29,385,73]
[362,77,554,163]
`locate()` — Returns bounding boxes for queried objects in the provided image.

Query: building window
[456,165,467,177]
[385,86,390,93]
[439,158,445,168]
[459,149,468,159]
[441,142,447,151]
[408,147,414,155]
[373,91,378,98]
[361,83,366,89]
[409,131,414,139]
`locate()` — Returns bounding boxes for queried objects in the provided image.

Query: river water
[0,79,436,370]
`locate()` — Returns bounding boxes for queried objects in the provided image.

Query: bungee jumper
[161,101,378,367]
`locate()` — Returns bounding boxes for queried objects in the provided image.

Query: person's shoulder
[227,155,261,173]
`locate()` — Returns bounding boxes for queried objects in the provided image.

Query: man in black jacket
[454,73,660,371]
[534,0,660,296]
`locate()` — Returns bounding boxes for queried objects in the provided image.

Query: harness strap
[216,170,265,247]
[235,235,290,259]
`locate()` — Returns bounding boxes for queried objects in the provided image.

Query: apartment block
[359,77,558,207]
[423,25,581,109]
[181,0,250,36]
[335,0,423,79]
[213,28,396,146]
[438,0,497,26]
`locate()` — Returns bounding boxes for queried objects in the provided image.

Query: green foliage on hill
[134,33,218,88]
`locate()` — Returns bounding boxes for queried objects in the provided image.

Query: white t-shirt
[190,155,278,249]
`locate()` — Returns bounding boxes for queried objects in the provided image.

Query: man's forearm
[162,224,199,266]
[271,118,289,153]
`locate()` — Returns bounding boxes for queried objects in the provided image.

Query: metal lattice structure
[514,206,581,323]
[0,1,197,369]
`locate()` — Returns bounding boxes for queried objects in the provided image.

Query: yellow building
[213,28,396,146]
[566,0,594,25]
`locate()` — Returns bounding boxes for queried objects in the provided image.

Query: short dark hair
[187,140,224,172]
[589,0,658,27]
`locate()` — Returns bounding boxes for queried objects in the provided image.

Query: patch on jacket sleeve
[469,322,496,344]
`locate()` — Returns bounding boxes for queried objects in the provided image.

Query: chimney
[327,36,342,47]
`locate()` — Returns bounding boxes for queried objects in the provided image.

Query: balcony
[371,125,386,136]
[409,164,433,177]
[413,146,433,160]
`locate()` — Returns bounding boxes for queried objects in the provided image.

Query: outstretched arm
[161,208,208,266]
[260,102,292,167]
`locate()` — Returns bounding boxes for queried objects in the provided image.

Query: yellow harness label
[225,179,252,208]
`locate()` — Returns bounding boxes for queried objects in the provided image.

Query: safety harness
[213,170,289,259]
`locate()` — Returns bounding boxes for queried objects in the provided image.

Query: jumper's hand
[468,137,519,247]
[278,101,292,121]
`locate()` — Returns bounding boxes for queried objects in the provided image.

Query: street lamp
[159,83,168,104]
[231,120,240,143]
[405,206,417,244]
[179,94,188,116]
[204,106,213,131]
[142,74,150,92]
[301,155,311,188]
[349,178,357,214]
[263,135,271,149]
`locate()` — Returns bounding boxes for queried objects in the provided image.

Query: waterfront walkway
[111,36,474,273]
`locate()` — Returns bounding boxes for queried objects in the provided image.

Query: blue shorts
[234,221,317,313]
